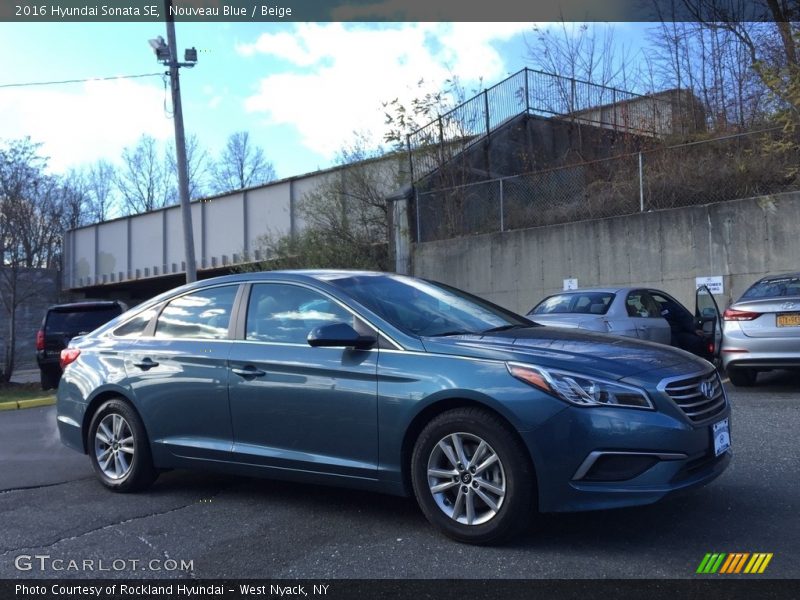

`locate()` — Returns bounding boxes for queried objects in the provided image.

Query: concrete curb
[0,397,56,411]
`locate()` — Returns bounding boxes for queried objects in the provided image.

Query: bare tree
[211,131,276,193]
[167,134,210,200]
[116,135,176,215]
[0,139,46,265]
[248,135,398,271]
[84,160,117,222]
[525,22,642,100]
[647,19,770,130]
[678,1,799,111]
[0,138,56,381]
[383,75,478,151]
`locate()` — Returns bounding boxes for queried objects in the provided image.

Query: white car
[527,286,721,360]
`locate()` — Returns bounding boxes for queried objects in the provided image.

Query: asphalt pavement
[1,371,798,580]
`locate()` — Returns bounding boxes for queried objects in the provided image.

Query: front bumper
[523,398,731,513]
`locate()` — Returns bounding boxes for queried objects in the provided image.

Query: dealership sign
[563,278,579,291]
[696,276,724,295]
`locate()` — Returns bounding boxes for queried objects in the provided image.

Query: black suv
[36,301,127,390]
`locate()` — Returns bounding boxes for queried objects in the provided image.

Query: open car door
[696,284,722,362]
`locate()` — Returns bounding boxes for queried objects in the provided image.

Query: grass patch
[0,383,55,410]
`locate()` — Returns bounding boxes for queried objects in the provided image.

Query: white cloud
[237,23,530,159]
[0,77,172,173]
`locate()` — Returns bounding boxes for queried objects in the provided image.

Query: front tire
[727,366,757,387]
[411,407,535,544]
[87,398,157,492]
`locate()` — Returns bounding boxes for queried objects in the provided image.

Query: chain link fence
[414,128,800,243]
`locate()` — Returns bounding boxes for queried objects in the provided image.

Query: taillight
[60,348,81,369]
[723,308,761,321]
[36,330,45,351]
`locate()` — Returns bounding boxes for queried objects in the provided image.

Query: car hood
[420,326,704,380]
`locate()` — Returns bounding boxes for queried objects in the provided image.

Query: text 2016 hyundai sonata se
[57,271,731,544]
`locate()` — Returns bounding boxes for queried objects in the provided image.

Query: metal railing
[413,127,799,243]
[406,68,676,182]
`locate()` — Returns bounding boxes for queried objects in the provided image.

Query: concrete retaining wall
[412,191,800,313]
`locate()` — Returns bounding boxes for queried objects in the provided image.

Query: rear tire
[87,398,157,492]
[40,366,60,391]
[727,367,757,387]
[410,407,535,545]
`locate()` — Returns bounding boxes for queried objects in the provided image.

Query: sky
[0,22,649,181]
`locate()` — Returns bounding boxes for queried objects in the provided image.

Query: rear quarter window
[113,308,158,338]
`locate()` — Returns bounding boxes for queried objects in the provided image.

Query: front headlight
[507,362,653,409]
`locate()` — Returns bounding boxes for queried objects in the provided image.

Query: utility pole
[150,0,198,283]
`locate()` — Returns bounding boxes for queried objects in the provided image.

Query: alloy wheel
[94,413,135,480]
[426,432,506,525]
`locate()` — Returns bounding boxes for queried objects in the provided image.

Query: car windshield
[323,274,532,337]
[530,292,615,316]
[741,277,800,299]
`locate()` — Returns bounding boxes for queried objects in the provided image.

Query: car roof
[544,287,630,295]
[48,300,124,311]
[124,270,406,311]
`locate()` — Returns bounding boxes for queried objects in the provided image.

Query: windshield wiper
[481,324,528,334]
[427,330,475,337]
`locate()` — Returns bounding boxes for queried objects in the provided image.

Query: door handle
[133,358,159,369]
[232,366,266,378]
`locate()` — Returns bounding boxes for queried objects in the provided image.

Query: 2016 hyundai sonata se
[57,271,731,544]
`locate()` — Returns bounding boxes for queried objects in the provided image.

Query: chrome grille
[661,371,727,423]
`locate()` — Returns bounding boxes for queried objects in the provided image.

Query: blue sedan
[56,271,731,544]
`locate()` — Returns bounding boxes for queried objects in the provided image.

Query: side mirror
[701,307,717,320]
[307,322,376,350]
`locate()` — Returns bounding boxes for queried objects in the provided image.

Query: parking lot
[1,371,798,580]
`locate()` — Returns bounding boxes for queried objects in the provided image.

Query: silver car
[528,286,721,361]
[721,272,800,386]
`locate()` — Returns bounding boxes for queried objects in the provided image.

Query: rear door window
[625,291,661,318]
[155,286,238,340]
[531,292,614,315]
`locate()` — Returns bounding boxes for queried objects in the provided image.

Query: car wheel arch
[399,396,539,502]
[81,389,143,453]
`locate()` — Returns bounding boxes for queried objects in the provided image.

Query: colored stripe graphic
[697,553,727,574]
[710,553,726,573]
[720,553,749,573]
[719,554,736,574]
[699,553,773,574]
[696,554,713,574]
[744,553,774,574]
[733,553,750,573]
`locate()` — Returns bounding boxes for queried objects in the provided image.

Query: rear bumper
[722,324,800,370]
[36,352,60,369]
[57,413,85,453]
